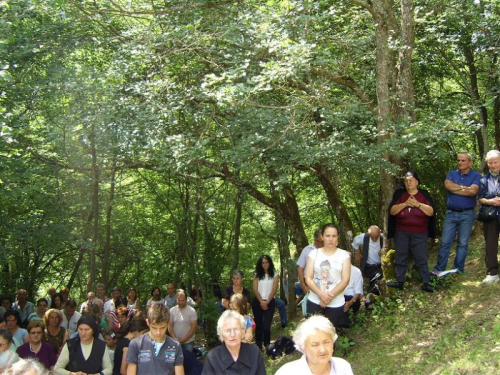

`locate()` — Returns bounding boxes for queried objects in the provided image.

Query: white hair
[485,150,500,162]
[293,315,338,353]
[3,358,49,375]
[216,310,246,342]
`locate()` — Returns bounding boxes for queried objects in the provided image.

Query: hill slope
[267,235,500,374]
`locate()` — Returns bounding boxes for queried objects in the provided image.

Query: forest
[1,0,499,328]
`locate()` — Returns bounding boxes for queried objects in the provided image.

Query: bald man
[352,226,383,295]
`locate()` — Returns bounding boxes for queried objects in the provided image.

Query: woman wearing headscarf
[54,314,112,375]
[387,171,436,292]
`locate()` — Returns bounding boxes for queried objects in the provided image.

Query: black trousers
[306,300,350,329]
[363,265,383,294]
[483,219,500,276]
[394,230,430,283]
[252,298,275,348]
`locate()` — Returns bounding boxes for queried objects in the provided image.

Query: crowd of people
[0,151,496,374]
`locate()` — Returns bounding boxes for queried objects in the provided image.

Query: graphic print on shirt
[138,350,152,363]
[315,259,334,292]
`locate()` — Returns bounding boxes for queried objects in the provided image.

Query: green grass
[266,235,500,374]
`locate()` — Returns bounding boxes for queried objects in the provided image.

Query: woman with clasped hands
[202,310,265,375]
[275,315,353,375]
[387,171,436,293]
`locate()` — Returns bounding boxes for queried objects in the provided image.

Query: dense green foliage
[0,0,499,314]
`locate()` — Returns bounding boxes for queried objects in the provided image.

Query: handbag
[476,204,497,222]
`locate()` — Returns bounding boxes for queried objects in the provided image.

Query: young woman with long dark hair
[252,254,279,350]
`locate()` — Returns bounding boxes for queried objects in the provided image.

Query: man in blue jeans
[432,153,482,274]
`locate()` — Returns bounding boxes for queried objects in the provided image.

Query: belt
[366,263,381,268]
[449,208,474,212]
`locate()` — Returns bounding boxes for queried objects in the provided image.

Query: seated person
[344,265,363,314]
[126,304,184,374]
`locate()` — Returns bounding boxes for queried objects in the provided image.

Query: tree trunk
[268,169,296,318]
[231,188,243,271]
[87,124,100,292]
[101,161,116,285]
[314,165,355,250]
[463,38,488,165]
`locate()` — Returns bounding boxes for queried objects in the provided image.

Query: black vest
[360,233,383,273]
[65,337,106,374]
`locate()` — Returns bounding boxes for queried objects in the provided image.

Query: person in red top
[387,171,437,293]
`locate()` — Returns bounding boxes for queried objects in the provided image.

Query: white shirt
[344,265,363,297]
[103,299,116,313]
[308,248,351,308]
[60,310,82,336]
[297,243,317,269]
[351,233,382,265]
[275,355,354,375]
[257,273,279,300]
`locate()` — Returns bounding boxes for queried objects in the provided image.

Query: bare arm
[304,256,330,306]
[168,320,176,340]
[243,326,254,343]
[253,277,264,303]
[445,180,479,197]
[174,365,185,375]
[268,276,279,301]
[327,257,351,299]
[126,363,137,375]
[390,199,408,215]
[297,266,309,294]
[120,347,129,375]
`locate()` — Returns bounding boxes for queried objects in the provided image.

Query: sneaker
[482,275,500,283]
[421,283,434,293]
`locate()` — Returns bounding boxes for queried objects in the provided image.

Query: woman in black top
[221,270,251,310]
[113,316,148,375]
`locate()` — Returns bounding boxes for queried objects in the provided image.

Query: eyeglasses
[223,328,242,335]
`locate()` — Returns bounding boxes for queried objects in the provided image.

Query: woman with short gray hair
[478,150,500,282]
[202,310,265,375]
[275,315,353,375]
[222,270,251,310]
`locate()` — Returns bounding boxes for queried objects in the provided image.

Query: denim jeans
[274,298,287,325]
[434,209,476,273]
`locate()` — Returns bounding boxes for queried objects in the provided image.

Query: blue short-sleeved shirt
[446,169,482,210]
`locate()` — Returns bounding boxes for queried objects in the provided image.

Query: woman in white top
[252,254,279,350]
[275,315,353,375]
[126,288,141,311]
[305,224,351,329]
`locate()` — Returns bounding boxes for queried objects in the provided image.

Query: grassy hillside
[266,235,500,374]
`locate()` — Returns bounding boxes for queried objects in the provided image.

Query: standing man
[164,283,177,309]
[168,290,197,353]
[60,299,81,336]
[80,291,95,314]
[103,286,121,314]
[295,230,323,298]
[12,289,35,328]
[96,283,109,303]
[432,153,481,274]
[352,225,383,296]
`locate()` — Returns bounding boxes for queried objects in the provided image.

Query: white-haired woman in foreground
[275,315,353,375]
[202,310,265,375]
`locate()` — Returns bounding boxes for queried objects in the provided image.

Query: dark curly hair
[254,254,275,280]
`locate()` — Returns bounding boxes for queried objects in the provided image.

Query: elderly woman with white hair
[275,315,353,375]
[202,310,265,375]
[478,149,500,282]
